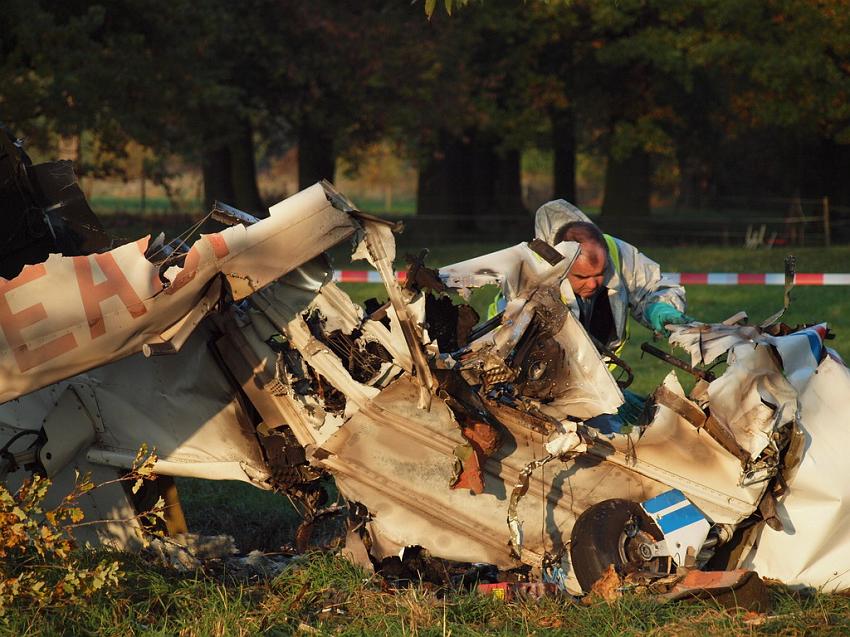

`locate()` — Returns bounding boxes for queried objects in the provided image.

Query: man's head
[554,221,608,299]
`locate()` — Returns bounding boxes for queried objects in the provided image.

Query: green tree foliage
[253,2,417,191]
[4,0,850,224]
[402,1,560,223]
[529,0,850,226]
[1,1,416,214]
[688,1,850,205]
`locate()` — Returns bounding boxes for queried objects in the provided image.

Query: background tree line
[2,0,849,236]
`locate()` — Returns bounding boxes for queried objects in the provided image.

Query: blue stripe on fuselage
[642,489,686,515]
[656,504,705,534]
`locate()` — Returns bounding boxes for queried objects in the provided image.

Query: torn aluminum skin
[671,321,850,589]
[1,178,847,592]
[0,183,358,404]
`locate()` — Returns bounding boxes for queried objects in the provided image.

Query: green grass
[643,244,850,274]
[90,195,199,214]
[7,550,850,636]
[91,194,418,216]
[350,195,417,216]
[174,479,302,553]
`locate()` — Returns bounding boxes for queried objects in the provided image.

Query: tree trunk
[465,130,525,217]
[417,130,525,231]
[469,132,495,218]
[201,145,236,213]
[547,35,577,204]
[417,132,471,226]
[491,147,525,216]
[228,122,266,217]
[298,125,336,190]
[551,107,576,203]
[823,140,850,208]
[675,142,707,210]
[416,150,450,217]
[601,146,651,242]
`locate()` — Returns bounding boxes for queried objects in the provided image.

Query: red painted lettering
[74,253,147,339]
[0,265,78,372]
[165,246,200,295]
[207,233,230,259]
[164,234,229,295]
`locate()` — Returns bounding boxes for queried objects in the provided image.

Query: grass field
[7,550,850,636]
[6,244,850,635]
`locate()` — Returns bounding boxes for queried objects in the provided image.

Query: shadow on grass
[175,477,346,555]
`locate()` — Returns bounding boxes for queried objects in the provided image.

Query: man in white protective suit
[533,199,693,430]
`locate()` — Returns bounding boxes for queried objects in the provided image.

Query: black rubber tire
[569,498,662,592]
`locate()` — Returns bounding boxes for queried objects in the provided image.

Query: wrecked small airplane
[2,131,850,596]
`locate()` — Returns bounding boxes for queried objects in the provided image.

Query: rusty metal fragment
[449,420,501,494]
[659,569,770,612]
[652,384,751,468]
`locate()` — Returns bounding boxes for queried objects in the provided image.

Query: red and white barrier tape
[331,270,850,285]
[662,273,850,285]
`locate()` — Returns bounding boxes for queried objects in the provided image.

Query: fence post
[823,196,831,247]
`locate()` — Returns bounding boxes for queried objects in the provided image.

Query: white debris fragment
[668,323,761,366]
[545,426,586,456]
[231,549,293,578]
[147,533,238,571]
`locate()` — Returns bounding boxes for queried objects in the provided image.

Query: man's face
[567,244,607,299]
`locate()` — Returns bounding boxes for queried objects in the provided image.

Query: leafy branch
[0,444,162,615]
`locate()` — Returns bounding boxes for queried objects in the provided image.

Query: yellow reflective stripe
[603,234,620,272]
[486,292,503,320]
[603,234,629,365]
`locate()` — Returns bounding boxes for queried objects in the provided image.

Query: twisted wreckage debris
[2,138,850,602]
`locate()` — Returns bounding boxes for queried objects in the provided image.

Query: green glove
[645,302,692,334]
[618,389,646,427]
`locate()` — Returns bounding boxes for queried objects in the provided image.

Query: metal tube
[640,343,716,382]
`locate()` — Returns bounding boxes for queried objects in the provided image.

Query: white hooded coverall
[534,199,686,354]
